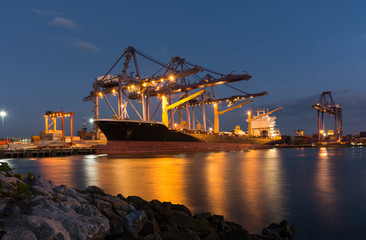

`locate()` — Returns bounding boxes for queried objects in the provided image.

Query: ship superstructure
[249,108,281,139]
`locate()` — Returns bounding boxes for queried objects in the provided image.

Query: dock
[0,147,95,159]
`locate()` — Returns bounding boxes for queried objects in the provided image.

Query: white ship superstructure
[251,109,281,139]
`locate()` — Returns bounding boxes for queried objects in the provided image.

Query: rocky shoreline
[0,162,294,240]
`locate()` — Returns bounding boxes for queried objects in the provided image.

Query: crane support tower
[312,91,342,142]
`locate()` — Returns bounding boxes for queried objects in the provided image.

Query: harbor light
[89,119,94,130]
[0,111,7,138]
[247,111,251,115]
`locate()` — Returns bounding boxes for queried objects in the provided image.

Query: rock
[53,185,67,194]
[29,197,110,239]
[2,229,37,240]
[223,228,251,240]
[94,198,112,210]
[262,227,281,240]
[143,233,162,240]
[161,231,200,240]
[278,220,294,238]
[119,203,136,214]
[25,215,71,239]
[208,215,225,232]
[108,220,124,236]
[140,218,161,236]
[101,207,122,221]
[203,232,221,240]
[100,195,128,209]
[30,175,54,193]
[85,185,107,196]
[171,204,192,216]
[164,214,197,230]
[123,210,147,234]
[159,222,179,232]
[30,185,52,197]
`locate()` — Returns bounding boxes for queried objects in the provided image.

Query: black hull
[95,119,200,142]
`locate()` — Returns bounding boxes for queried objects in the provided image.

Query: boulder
[278,219,294,238]
[123,210,147,234]
[100,195,128,209]
[161,231,200,240]
[85,185,107,196]
[2,229,37,240]
[25,216,71,239]
[140,218,161,236]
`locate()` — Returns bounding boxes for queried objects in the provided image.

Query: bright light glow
[142,83,147,87]
[89,119,94,123]
[170,76,174,81]
[209,127,213,131]
[98,92,103,97]
[0,111,7,117]
[247,111,251,115]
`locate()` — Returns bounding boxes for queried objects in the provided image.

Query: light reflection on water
[3,147,366,239]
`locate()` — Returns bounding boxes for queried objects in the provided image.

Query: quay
[0,147,95,159]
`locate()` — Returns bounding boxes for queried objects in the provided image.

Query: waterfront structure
[248,108,281,139]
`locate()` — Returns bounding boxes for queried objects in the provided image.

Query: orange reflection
[94,156,187,205]
[205,152,228,216]
[315,148,339,224]
[240,149,285,231]
[240,150,263,228]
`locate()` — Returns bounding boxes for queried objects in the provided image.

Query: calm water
[2,147,366,239]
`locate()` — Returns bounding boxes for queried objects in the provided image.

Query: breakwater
[0,147,95,159]
[0,162,294,239]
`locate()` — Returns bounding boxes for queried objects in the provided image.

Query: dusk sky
[1,1,366,137]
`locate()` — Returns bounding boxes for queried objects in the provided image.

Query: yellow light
[98,92,103,97]
[247,111,251,115]
[152,81,155,84]
[213,103,217,107]
[142,83,147,87]
[170,76,174,81]
[112,89,116,93]
[160,78,164,82]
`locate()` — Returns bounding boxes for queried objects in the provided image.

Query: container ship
[84,46,278,155]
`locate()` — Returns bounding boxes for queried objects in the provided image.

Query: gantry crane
[247,107,282,136]
[83,46,268,137]
[312,91,342,142]
[213,100,253,133]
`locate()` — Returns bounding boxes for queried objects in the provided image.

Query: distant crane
[312,91,342,142]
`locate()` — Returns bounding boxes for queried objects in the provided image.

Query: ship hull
[94,119,274,155]
[95,140,270,155]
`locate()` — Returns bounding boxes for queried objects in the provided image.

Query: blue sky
[1,1,366,137]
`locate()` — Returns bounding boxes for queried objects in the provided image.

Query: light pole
[89,119,94,131]
[0,111,6,139]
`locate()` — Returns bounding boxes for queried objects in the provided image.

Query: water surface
[3,147,366,239]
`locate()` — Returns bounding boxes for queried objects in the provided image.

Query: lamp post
[89,119,94,131]
[0,111,6,139]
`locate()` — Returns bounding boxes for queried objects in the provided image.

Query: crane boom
[218,100,253,115]
[251,107,282,121]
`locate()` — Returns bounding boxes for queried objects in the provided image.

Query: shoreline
[0,162,294,239]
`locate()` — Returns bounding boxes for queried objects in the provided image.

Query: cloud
[70,38,99,51]
[49,17,77,29]
[58,35,99,52]
[31,8,62,17]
